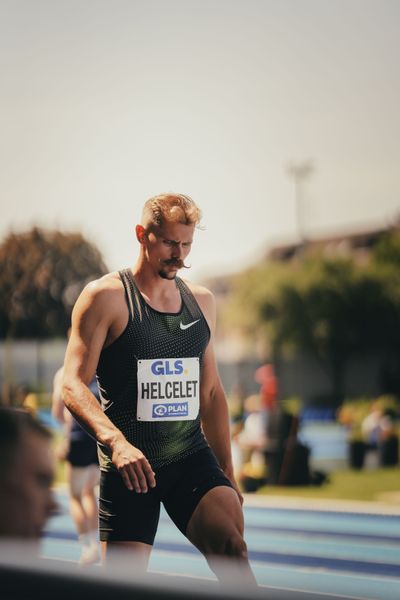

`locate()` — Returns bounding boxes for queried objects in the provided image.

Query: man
[0,407,57,542]
[62,193,256,584]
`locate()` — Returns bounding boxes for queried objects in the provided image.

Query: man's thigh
[161,448,234,536]
[185,485,244,550]
[99,470,160,544]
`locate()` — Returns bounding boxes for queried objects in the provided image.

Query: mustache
[160,258,191,269]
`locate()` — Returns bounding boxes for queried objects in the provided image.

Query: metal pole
[286,160,314,244]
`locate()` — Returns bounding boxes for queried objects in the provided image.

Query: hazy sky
[1,0,399,282]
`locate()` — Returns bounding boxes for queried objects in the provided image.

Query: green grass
[257,467,400,502]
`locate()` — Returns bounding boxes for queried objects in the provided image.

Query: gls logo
[151,359,184,376]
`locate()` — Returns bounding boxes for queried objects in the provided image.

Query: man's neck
[131,263,182,313]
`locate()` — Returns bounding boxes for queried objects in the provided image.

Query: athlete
[52,367,101,565]
[62,193,257,584]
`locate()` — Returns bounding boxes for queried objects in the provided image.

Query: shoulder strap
[176,277,204,320]
[118,269,144,322]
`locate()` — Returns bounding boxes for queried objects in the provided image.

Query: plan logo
[152,402,189,418]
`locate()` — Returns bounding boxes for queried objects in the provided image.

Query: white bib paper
[137,357,200,421]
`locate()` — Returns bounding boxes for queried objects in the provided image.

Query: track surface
[41,490,400,600]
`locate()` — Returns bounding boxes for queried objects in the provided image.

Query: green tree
[372,230,400,267]
[266,259,400,404]
[0,227,108,339]
[224,239,400,405]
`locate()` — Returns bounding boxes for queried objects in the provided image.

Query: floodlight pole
[286,160,314,244]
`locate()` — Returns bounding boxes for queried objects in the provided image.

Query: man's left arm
[193,285,243,502]
[201,352,237,483]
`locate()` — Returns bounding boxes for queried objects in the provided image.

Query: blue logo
[152,402,188,418]
[151,359,184,376]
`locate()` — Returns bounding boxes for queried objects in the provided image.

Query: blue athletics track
[41,487,400,600]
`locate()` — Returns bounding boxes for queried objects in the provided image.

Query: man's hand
[111,440,156,493]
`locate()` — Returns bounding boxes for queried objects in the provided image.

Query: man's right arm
[62,278,156,493]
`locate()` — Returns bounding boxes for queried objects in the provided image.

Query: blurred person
[265,402,327,486]
[361,400,383,451]
[235,394,268,492]
[378,407,399,467]
[52,366,101,565]
[254,363,278,411]
[361,400,399,467]
[238,395,268,454]
[265,403,309,485]
[230,415,245,482]
[62,193,257,585]
[0,407,57,543]
[254,363,314,485]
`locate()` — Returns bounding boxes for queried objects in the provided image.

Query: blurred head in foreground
[0,408,57,539]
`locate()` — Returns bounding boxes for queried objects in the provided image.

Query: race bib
[137,357,200,421]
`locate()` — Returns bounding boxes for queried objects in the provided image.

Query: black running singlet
[96,269,211,471]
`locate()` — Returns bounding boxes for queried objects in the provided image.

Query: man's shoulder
[180,278,215,320]
[181,278,214,301]
[85,271,123,293]
[78,271,124,306]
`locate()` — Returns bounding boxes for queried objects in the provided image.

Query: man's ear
[136,225,147,244]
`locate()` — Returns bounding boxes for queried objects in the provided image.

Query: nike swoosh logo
[180,319,200,330]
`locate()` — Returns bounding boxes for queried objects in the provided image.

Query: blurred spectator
[0,407,57,543]
[264,403,326,486]
[234,394,268,492]
[52,367,101,565]
[361,401,399,467]
[361,401,383,451]
[378,408,399,466]
[230,415,245,482]
[254,363,278,411]
[264,403,304,485]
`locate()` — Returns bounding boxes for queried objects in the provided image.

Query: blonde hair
[141,193,202,230]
